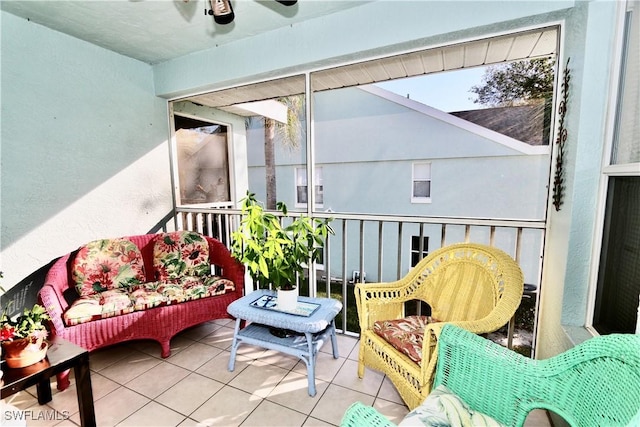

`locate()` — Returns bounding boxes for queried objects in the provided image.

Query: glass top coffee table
[226,289,342,396]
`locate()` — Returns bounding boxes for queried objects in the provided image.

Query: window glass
[593,177,640,334]
[412,163,432,200]
[295,167,323,206]
[411,236,429,266]
[612,0,640,164]
[594,1,640,334]
[174,116,230,206]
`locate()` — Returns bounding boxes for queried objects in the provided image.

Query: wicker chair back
[355,242,524,409]
[435,323,640,427]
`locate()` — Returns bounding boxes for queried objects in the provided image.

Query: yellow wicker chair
[355,242,524,410]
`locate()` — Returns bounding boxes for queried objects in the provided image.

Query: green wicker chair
[355,243,524,410]
[341,324,640,427]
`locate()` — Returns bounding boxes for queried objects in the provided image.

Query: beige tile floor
[2,319,552,426]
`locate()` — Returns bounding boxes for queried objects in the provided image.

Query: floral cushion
[144,276,236,304]
[64,232,236,325]
[146,282,189,304]
[373,315,435,364]
[399,385,505,427]
[129,287,167,311]
[153,231,210,281]
[202,275,236,296]
[72,238,146,297]
[63,275,236,326]
[63,289,134,326]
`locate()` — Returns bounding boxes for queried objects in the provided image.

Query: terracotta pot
[2,336,48,368]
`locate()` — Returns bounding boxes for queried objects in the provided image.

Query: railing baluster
[377,222,384,282]
[342,219,348,334]
[171,206,546,354]
[325,233,331,297]
[417,223,425,316]
[359,220,365,284]
[397,222,403,280]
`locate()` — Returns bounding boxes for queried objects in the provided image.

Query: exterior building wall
[246,87,548,285]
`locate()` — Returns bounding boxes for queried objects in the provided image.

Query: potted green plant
[0,272,51,368]
[231,192,334,311]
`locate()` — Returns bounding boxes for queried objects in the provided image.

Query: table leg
[228,318,241,371]
[304,332,317,397]
[36,378,52,405]
[329,319,339,359]
[74,354,96,427]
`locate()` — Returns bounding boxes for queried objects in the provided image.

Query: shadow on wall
[1,259,58,316]
[1,210,178,317]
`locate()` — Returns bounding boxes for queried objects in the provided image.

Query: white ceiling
[1,0,368,65]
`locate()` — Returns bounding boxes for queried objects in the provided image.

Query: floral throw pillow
[152,231,210,281]
[72,238,146,297]
[373,315,435,364]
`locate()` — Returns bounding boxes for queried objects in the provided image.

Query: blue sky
[375,67,488,113]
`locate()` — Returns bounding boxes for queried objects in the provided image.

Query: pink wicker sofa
[39,231,244,390]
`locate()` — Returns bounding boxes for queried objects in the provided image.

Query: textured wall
[1,12,172,289]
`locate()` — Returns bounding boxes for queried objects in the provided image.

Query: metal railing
[168,206,546,355]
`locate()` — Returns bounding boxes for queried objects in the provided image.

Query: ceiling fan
[206,0,298,25]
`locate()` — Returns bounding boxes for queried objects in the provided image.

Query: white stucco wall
[1,12,172,289]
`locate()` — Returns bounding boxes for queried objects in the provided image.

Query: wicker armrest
[355,277,432,329]
[434,324,640,426]
[340,402,397,427]
[355,282,406,329]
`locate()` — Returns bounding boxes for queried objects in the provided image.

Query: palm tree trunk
[264,118,277,209]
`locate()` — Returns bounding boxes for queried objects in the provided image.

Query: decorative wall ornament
[553,58,570,211]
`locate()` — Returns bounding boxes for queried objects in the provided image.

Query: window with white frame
[592,0,640,335]
[412,162,432,202]
[295,167,323,207]
[411,236,429,267]
[173,115,231,206]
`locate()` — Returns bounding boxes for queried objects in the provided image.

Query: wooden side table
[1,336,96,427]
[227,289,342,396]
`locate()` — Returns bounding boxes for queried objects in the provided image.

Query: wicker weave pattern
[342,324,640,427]
[355,243,524,410]
[435,324,640,427]
[39,233,244,389]
[340,402,396,427]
